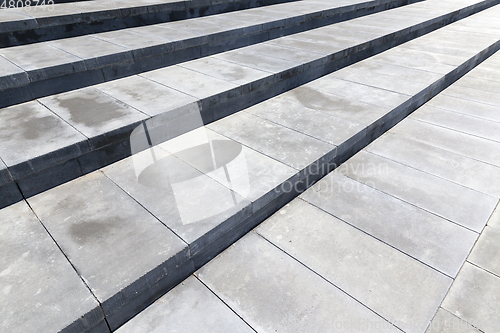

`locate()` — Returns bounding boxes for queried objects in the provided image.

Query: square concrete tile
[245,91,365,146]
[468,226,500,277]
[207,111,336,170]
[48,35,129,63]
[257,199,452,333]
[426,94,500,123]
[158,127,296,211]
[95,75,198,116]
[94,29,165,50]
[196,232,400,333]
[454,76,500,95]
[365,133,500,198]
[0,55,26,85]
[116,276,253,333]
[141,65,238,100]
[300,172,478,277]
[338,150,497,232]
[389,119,500,168]
[39,87,148,139]
[102,147,251,253]
[27,171,188,302]
[250,42,322,64]
[442,263,500,333]
[0,201,103,333]
[305,76,410,109]
[0,100,86,170]
[410,105,500,143]
[426,309,480,333]
[370,49,457,75]
[467,67,500,83]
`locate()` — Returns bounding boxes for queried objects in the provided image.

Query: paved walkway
[116,48,500,333]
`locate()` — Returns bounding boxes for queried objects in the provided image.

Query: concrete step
[1,6,499,332]
[1,0,496,109]
[1,0,498,209]
[114,46,500,333]
[0,0,296,47]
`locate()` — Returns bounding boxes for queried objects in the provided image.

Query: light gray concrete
[365,133,500,198]
[305,76,411,109]
[208,111,336,170]
[116,276,253,333]
[257,199,452,333]
[337,150,497,232]
[300,172,478,277]
[442,263,500,333]
[410,105,500,143]
[442,84,500,107]
[39,87,147,139]
[196,232,400,333]
[0,201,105,333]
[426,309,481,333]
[454,76,500,95]
[102,146,251,253]
[94,75,198,117]
[388,118,500,168]
[27,171,189,303]
[426,94,500,123]
[0,100,86,169]
[158,127,297,212]
[245,90,366,146]
[468,226,500,277]
[141,65,238,100]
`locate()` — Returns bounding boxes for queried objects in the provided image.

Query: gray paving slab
[488,202,500,230]
[0,42,85,82]
[196,232,401,333]
[140,65,239,100]
[426,94,500,123]
[426,309,481,333]
[257,199,452,333]
[0,100,87,175]
[410,105,500,142]
[93,30,166,51]
[101,146,252,254]
[442,85,500,107]
[27,171,190,326]
[115,276,254,333]
[337,150,497,232]
[453,76,500,95]
[389,118,500,168]
[94,75,198,117]
[207,111,336,170]
[39,87,148,140]
[468,226,500,277]
[442,263,500,333]
[365,133,500,198]
[467,66,500,82]
[158,127,297,212]
[0,201,106,333]
[300,172,478,277]
[177,56,270,86]
[329,66,433,96]
[244,90,366,146]
[305,76,411,109]
[370,49,458,75]
[0,55,28,90]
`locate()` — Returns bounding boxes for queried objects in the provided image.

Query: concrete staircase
[1,0,500,332]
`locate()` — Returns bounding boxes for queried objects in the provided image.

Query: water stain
[292,86,367,114]
[21,116,61,140]
[54,90,128,127]
[69,218,120,245]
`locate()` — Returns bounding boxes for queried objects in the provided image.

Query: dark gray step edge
[0,0,424,106]
[60,34,500,333]
[0,0,498,210]
[0,0,297,47]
